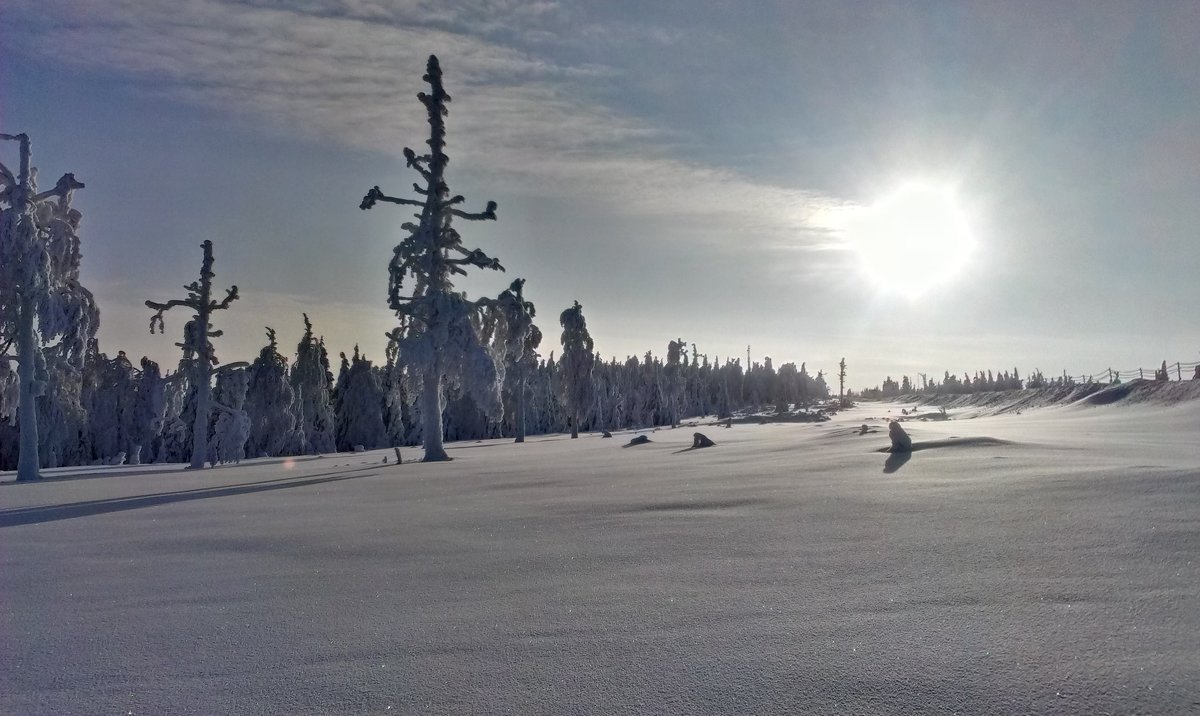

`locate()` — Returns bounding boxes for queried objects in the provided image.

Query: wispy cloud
[9,0,847,244]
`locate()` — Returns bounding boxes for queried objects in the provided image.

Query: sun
[844,182,974,298]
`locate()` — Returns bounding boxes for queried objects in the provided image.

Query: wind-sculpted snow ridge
[897,379,1200,417]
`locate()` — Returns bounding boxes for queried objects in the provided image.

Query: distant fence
[1064,360,1200,384]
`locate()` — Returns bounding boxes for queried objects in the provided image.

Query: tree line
[1,57,831,479]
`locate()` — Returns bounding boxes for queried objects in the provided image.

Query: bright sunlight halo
[845,182,974,298]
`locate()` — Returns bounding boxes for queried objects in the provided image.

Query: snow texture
[3,390,1198,714]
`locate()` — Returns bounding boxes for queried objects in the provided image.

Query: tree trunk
[570,408,579,439]
[421,367,449,461]
[15,294,40,482]
[188,359,210,470]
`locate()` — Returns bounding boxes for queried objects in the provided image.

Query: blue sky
[2,1,1197,387]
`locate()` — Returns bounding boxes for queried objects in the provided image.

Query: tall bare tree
[360,55,504,462]
[146,240,240,469]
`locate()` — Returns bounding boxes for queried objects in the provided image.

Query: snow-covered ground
[3,396,1198,714]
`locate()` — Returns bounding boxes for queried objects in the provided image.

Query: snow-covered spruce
[558,301,595,439]
[245,327,298,458]
[145,239,240,470]
[0,133,96,480]
[333,346,388,453]
[290,314,336,455]
[495,279,541,443]
[360,55,504,462]
[209,365,250,465]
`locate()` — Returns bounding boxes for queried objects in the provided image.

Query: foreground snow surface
[3,401,1198,715]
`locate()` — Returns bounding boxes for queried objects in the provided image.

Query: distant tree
[495,279,541,442]
[146,239,240,469]
[209,366,251,465]
[334,346,388,451]
[814,370,830,399]
[83,346,137,463]
[359,55,504,462]
[290,314,336,454]
[664,338,686,427]
[0,133,96,480]
[130,357,167,465]
[559,301,595,438]
[838,358,847,406]
[245,327,297,458]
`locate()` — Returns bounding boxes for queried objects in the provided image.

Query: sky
[2,0,1198,388]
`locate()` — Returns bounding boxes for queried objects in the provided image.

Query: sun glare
[845,182,974,298]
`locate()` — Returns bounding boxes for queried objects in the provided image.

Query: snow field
[2,400,1198,714]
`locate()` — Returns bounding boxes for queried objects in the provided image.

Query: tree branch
[449,200,498,221]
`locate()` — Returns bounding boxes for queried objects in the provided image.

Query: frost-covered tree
[334,346,388,451]
[558,301,595,439]
[495,279,541,442]
[664,338,687,427]
[145,239,240,469]
[245,327,298,458]
[359,55,504,462]
[290,314,336,454]
[0,133,97,480]
[209,366,250,465]
[129,357,167,465]
[83,346,138,464]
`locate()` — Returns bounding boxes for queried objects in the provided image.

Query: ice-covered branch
[448,200,498,221]
[31,173,85,203]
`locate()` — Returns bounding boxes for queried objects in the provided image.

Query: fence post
[1176,362,1182,381]
[1139,368,1144,380]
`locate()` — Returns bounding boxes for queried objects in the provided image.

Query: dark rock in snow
[692,433,715,448]
[889,421,912,453]
[602,431,612,438]
[624,435,651,447]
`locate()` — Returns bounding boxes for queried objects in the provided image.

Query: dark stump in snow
[624,435,651,447]
[889,421,912,453]
[859,424,870,435]
[602,431,613,438]
[692,432,715,448]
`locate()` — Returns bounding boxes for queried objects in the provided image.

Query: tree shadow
[883,451,912,474]
[0,466,380,528]
[1,454,333,486]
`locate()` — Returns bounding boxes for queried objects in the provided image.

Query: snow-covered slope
[2,396,1198,714]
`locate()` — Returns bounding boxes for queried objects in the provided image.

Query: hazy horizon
[3,1,1197,388]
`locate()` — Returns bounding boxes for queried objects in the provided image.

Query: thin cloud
[9,0,845,244]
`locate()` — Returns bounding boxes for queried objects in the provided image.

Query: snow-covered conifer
[664,338,686,427]
[334,346,388,452]
[496,279,541,442]
[0,133,97,480]
[145,239,240,469]
[129,357,167,465]
[245,327,297,458]
[558,301,595,438]
[210,366,250,465]
[359,56,504,461]
[83,347,138,463]
[290,314,336,454]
